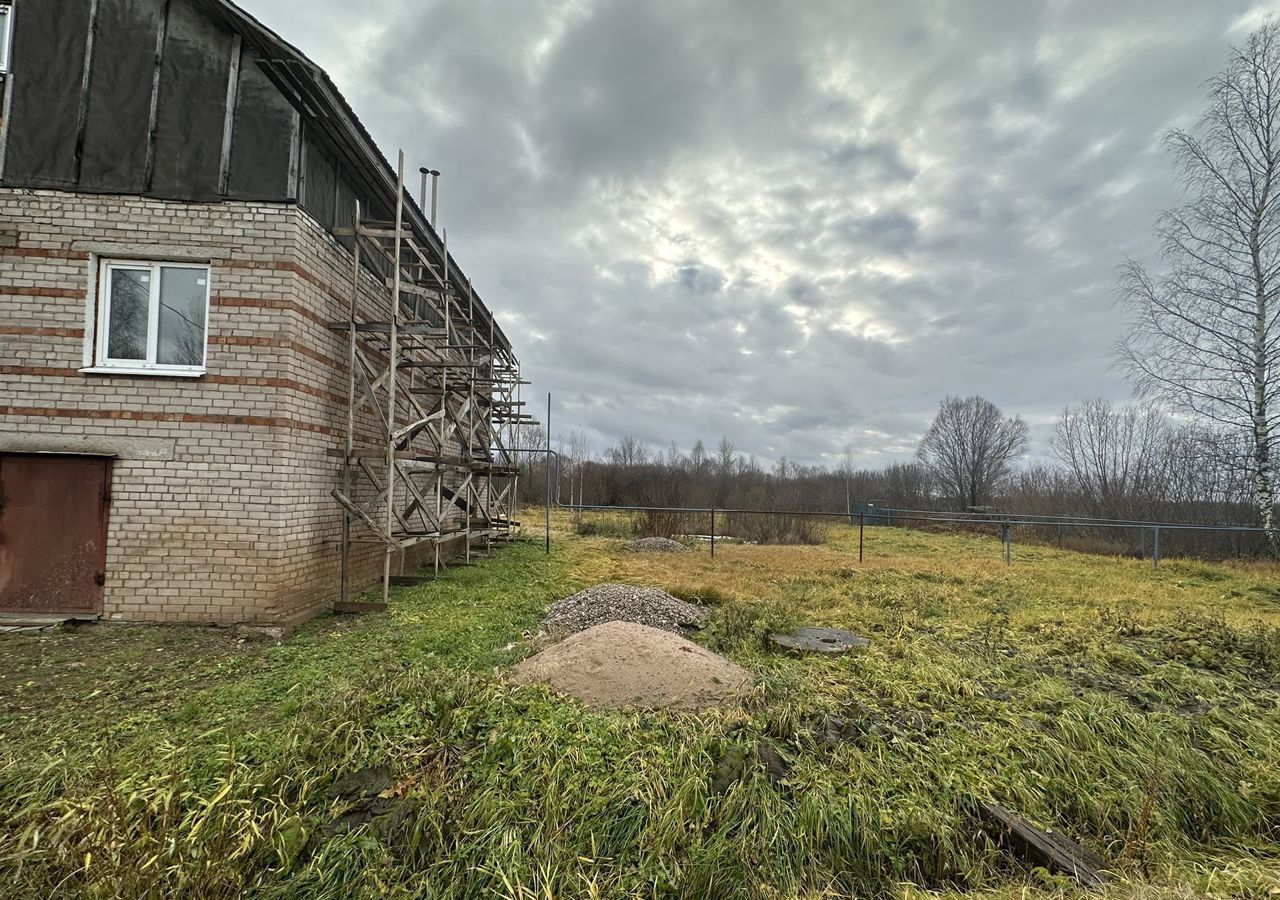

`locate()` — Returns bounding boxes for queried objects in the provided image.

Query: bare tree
[607,435,648,468]
[917,395,1030,509]
[1051,399,1169,517]
[840,443,854,517]
[713,436,737,505]
[511,423,548,506]
[665,441,683,468]
[690,439,708,473]
[1117,22,1280,549]
[567,428,591,521]
[880,462,931,509]
[1160,423,1254,512]
[715,436,736,475]
[512,424,546,455]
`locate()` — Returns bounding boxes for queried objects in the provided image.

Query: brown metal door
[0,454,110,615]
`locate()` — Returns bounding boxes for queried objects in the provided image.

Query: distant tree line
[510,391,1272,557]
[515,395,1258,523]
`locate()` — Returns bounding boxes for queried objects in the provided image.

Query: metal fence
[508,448,1275,571]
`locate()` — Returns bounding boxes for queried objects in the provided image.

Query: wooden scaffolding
[331,151,533,605]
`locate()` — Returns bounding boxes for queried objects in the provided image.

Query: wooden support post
[435,371,446,577]
[383,153,406,606]
[330,147,512,596]
[339,200,361,607]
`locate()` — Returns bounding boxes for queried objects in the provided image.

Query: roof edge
[199,0,514,357]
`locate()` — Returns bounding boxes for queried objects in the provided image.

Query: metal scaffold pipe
[418,167,430,214]
[431,170,441,228]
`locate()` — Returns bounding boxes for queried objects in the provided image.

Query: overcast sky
[244,0,1276,469]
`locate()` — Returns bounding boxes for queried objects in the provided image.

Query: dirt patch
[0,624,270,738]
[512,621,753,711]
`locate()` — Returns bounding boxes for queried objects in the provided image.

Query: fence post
[1153,526,1160,571]
[710,507,715,558]
[1003,521,1012,565]
[1139,527,1146,560]
[859,512,865,563]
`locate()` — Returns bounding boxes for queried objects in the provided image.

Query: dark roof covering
[199,0,513,356]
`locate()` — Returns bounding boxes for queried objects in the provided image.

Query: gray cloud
[242,0,1280,468]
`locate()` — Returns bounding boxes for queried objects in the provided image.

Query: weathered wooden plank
[978,802,1109,888]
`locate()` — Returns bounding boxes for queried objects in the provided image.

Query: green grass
[2,519,1279,898]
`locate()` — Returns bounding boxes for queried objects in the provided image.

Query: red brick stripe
[0,325,84,337]
[0,286,86,299]
[0,365,79,377]
[204,375,346,406]
[0,366,347,407]
[212,295,330,330]
[208,334,339,369]
[217,257,375,312]
[0,405,340,436]
[0,248,90,260]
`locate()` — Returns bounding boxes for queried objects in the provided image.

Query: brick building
[0,0,524,627]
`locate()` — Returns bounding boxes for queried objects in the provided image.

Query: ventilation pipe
[418,166,441,228]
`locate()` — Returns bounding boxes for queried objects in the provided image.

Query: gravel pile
[623,537,688,553]
[544,582,707,635]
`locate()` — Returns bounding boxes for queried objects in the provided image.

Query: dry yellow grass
[563,509,1280,634]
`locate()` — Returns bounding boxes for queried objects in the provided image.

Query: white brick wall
[0,188,472,625]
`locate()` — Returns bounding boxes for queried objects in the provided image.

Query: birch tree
[1118,22,1280,550]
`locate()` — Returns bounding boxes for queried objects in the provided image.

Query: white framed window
[88,259,211,376]
[0,5,12,74]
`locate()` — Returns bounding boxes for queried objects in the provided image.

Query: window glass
[95,259,210,373]
[0,7,10,72]
[156,267,208,366]
[106,268,151,361]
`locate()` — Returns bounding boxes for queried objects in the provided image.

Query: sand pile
[513,621,753,710]
[545,583,706,635]
[623,537,688,553]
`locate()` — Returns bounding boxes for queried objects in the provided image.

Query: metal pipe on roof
[430,169,440,228]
